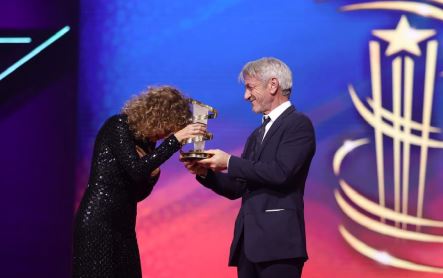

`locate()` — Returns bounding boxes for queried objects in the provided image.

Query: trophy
[180,99,217,160]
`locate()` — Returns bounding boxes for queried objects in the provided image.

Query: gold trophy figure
[180,99,217,160]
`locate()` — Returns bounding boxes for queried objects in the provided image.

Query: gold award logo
[334,1,443,273]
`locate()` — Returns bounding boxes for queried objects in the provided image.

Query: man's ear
[268,77,279,95]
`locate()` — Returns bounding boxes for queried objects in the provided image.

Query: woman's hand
[135,145,146,158]
[150,168,161,177]
[174,123,207,142]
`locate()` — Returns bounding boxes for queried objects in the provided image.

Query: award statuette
[180,99,217,160]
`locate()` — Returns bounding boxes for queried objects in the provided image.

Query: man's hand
[197,149,231,172]
[180,156,208,176]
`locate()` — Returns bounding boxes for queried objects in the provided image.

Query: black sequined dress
[73,114,181,278]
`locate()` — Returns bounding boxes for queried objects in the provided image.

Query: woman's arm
[108,116,181,184]
[134,144,161,201]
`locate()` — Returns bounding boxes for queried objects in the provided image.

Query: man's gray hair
[238,57,292,97]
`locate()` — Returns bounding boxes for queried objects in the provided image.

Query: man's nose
[244,90,251,100]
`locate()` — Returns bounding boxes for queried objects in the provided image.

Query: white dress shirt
[262,101,292,141]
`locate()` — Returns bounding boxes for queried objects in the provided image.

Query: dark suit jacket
[197,106,316,265]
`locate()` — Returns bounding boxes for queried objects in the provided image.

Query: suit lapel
[256,106,295,159]
[243,127,260,159]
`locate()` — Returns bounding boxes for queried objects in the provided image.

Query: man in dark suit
[183,57,316,278]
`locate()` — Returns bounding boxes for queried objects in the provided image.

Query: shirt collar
[264,101,292,123]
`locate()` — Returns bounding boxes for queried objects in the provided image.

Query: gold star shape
[372,15,436,56]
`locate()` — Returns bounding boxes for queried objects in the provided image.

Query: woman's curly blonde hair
[122,86,191,140]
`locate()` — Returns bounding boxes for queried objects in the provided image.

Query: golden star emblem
[372,15,436,56]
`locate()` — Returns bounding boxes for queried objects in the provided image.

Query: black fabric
[237,236,304,278]
[73,114,181,278]
[253,116,271,156]
[197,106,316,269]
[252,116,271,159]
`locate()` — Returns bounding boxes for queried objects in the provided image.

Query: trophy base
[180,150,213,161]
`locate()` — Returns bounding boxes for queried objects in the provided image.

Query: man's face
[243,75,272,114]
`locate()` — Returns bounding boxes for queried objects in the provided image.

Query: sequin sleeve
[108,115,181,184]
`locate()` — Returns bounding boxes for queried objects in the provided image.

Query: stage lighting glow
[342,2,443,21]
[0,37,31,43]
[340,226,443,273]
[375,251,392,265]
[0,26,70,81]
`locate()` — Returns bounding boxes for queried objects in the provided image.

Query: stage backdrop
[78,1,443,277]
[0,0,77,277]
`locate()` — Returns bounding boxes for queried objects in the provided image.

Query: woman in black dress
[73,86,205,277]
